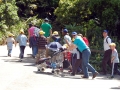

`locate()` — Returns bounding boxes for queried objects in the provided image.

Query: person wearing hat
[109,43,120,78]
[36,31,47,64]
[51,31,61,43]
[40,18,52,38]
[102,30,112,75]
[69,32,98,79]
[5,33,15,57]
[15,29,27,61]
[62,29,72,70]
[62,29,72,45]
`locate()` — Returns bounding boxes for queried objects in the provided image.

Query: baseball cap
[103,30,108,33]
[63,29,68,33]
[72,32,77,35]
[44,18,49,21]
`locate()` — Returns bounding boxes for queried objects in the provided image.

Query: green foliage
[89,0,120,32]
[54,0,90,25]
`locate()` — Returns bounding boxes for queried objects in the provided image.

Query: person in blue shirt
[16,29,28,61]
[69,32,98,79]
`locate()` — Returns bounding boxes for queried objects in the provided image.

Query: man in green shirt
[40,18,52,37]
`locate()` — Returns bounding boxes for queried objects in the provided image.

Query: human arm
[111,50,117,63]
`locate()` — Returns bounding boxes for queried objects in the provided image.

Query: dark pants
[20,46,26,59]
[71,54,81,72]
[102,49,112,74]
[112,63,120,76]
[72,52,82,75]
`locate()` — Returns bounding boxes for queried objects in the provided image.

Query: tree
[0,0,19,36]
[16,0,60,21]
[89,0,120,34]
[54,0,90,25]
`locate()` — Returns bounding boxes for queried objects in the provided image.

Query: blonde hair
[78,34,83,37]
[109,43,116,47]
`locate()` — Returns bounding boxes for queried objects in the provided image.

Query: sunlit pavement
[0,44,120,90]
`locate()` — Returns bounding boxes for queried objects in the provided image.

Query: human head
[103,30,108,38]
[72,32,77,38]
[44,18,49,22]
[20,29,24,34]
[8,33,14,37]
[109,43,116,50]
[78,33,83,38]
[62,29,68,35]
[52,31,58,36]
[28,23,34,28]
[39,31,45,36]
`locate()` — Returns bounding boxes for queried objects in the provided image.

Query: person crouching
[36,31,47,64]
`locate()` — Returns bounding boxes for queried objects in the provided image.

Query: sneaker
[92,72,99,79]
[19,59,23,62]
[70,73,75,76]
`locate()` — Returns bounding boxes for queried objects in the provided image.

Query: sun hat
[109,43,116,47]
[63,29,68,33]
[39,31,45,35]
[20,29,24,33]
[72,32,77,35]
[63,44,68,48]
[52,31,58,35]
[8,33,14,37]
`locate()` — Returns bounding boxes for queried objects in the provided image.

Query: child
[16,29,27,61]
[36,31,47,64]
[109,43,120,78]
[51,31,61,43]
[5,33,15,57]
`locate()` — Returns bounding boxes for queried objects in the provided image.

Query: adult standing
[69,32,98,79]
[102,30,112,75]
[40,18,52,57]
[28,23,38,58]
[62,29,71,45]
[40,18,52,38]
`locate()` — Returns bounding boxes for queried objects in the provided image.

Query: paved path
[0,45,120,90]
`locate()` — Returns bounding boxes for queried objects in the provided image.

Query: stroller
[36,42,64,74]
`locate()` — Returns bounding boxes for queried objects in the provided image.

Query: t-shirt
[6,37,15,49]
[111,49,119,63]
[28,26,36,37]
[64,35,71,44]
[40,22,52,37]
[103,36,111,51]
[37,36,47,49]
[16,34,27,46]
[73,36,89,52]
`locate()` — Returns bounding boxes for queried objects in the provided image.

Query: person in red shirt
[78,34,89,46]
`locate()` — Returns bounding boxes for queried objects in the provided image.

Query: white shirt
[64,35,71,44]
[103,36,111,51]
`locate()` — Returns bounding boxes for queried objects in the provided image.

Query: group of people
[5,18,120,79]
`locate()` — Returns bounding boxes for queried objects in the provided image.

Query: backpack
[106,36,112,43]
[82,37,89,46]
[33,27,40,37]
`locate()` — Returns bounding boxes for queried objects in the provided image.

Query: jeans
[82,49,96,77]
[19,46,26,59]
[32,45,38,56]
[8,49,12,56]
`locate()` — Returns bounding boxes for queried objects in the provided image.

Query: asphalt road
[0,45,120,90]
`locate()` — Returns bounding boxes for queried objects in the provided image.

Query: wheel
[52,70,54,73]
[38,69,40,71]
